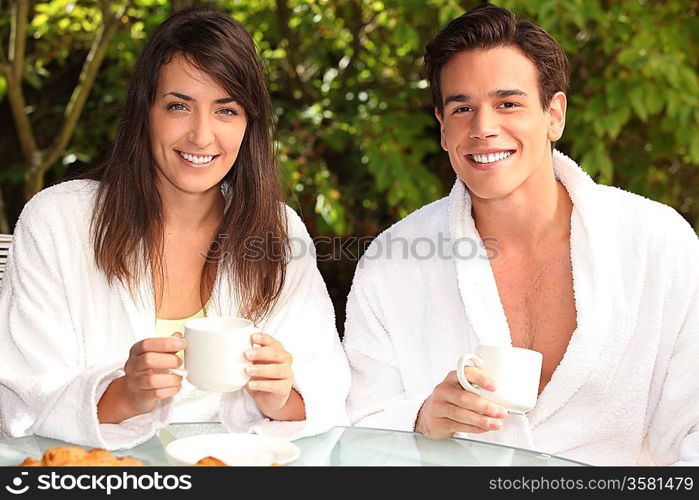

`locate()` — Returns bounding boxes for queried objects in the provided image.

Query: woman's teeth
[470,151,512,164]
[179,151,215,164]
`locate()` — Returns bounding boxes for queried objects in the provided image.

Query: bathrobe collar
[447,149,619,428]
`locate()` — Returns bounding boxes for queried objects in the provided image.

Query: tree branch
[9,0,28,78]
[3,0,39,166]
[338,1,375,87]
[98,0,113,24]
[0,27,9,67]
[26,1,134,196]
[275,0,315,103]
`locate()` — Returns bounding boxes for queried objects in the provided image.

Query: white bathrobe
[343,150,699,466]
[0,179,350,450]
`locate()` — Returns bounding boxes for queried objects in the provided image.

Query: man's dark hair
[424,3,570,113]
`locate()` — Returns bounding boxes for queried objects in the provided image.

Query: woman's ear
[547,91,567,142]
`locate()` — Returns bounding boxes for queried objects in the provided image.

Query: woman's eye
[218,108,238,116]
[166,102,186,111]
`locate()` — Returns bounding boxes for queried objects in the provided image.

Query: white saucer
[165,433,300,466]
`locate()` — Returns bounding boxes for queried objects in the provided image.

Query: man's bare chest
[490,249,577,390]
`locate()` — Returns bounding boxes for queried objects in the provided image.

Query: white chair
[0,233,12,285]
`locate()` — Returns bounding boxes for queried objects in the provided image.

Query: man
[342,4,699,466]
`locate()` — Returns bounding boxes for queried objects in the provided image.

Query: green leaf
[393,23,419,50]
[645,87,665,115]
[596,149,614,184]
[690,134,699,164]
[24,72,42,89]
[581,146,614,183]
[605,107,631,140]
[629,87,648,121]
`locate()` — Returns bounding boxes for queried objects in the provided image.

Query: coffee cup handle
[456,354,485,394]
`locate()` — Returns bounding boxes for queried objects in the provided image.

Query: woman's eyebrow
[162,92,236,104]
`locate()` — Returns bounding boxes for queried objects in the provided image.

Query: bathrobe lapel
[448,180,511,348]
[448,150,619,431]
[528,151,619,427]
[115,268,157,342]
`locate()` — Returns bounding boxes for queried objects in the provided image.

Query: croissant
[194,456,227,466]
[19,446,143,466]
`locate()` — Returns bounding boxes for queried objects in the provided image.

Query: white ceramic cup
[172,316,258,393]
[456,345,543,414]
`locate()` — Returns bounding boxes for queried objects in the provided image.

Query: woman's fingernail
[252,333,262,343]
[248,381,258,389]
[490,419,503,430]
[245,349,256,359]
[245,366,256,375]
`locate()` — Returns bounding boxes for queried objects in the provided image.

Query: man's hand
[414,367,507,439]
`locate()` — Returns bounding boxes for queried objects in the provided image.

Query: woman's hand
[243,333,305,421]
[97,334,185,423]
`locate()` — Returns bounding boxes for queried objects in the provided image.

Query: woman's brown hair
[87,7,288,323]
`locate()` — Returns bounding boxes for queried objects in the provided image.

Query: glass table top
[0,424,587,467]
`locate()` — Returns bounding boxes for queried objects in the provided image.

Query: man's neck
[471,167,573,254]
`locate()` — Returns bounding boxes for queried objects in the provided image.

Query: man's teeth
[471,151,512,164]
[179,152,214,164]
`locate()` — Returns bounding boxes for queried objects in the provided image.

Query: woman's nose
[188,113,215,148]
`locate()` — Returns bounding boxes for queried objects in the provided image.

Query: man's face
[435,46,566,202]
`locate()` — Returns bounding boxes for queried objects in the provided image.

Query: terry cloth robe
[0,179,350,450]
[343,150,699,466]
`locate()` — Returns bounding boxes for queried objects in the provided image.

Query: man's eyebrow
[489,89,528,98]
[443,94,470,106]
[163,92,236,104]
[443,89,528,106]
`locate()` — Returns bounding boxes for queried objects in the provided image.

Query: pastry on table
[19,446,143,466]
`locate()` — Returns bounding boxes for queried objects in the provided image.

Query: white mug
[172,316,258,392]
[456,345,543,414]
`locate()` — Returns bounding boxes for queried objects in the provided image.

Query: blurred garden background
[1,0,697,333]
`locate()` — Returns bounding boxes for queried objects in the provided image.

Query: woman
[0,7,350,449]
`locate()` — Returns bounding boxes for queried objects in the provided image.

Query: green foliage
[500,0,699,230]
[225,0,456,235]
[1,0,697,236]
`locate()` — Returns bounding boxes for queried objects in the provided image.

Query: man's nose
[188,113,215,148]
[469,108,499,140]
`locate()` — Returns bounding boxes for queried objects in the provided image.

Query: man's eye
[500,102,519,109]
[453,106,471,114]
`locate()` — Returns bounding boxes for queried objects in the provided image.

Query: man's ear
[547,91,567,142]
[434,107,448,151]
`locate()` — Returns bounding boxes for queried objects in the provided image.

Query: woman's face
[149,53,247,198]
